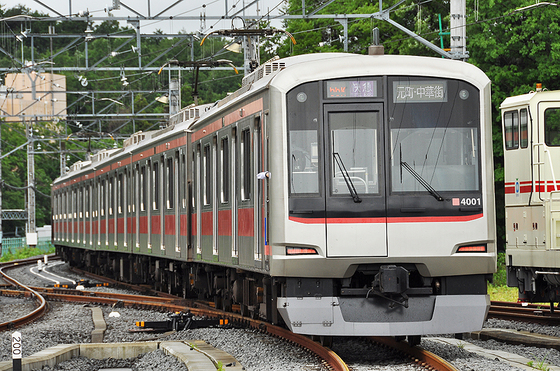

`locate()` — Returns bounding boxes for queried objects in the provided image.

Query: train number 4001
[460,198,481,206]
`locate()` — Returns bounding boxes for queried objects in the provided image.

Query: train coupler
[133,311,229,332]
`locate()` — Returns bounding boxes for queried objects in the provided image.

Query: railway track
[0,256,58,330]
[489,300,560,325]
[1,258,458,371]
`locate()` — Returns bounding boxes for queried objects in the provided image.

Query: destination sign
[393,81,447,103]
[326,80,377,98]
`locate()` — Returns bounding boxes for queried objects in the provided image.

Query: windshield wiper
[333,152,361,203]
[400,161,444,201]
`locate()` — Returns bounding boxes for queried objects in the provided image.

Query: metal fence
[1,237,53,256]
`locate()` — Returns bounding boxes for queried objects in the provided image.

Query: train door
[253,115,263,267]
[133,164,140,252]
[127,166,134,252]
[537,102,560,195]
[194,144,201,257]
[323,104,387,257]
[261,113,270,268]
[538,102,560,249]
[178,149,188,259]
[163,151,178,256]
[218,129,233,262]
[100,177,108,248]
[200,138,214,260]
[92,179,98,249]
[117,171,125,250]
[237,117,261,266]
[152,157,164,253]
[86,181,92,247]
[78,186,82,244]
[110,173,117,249]
[71,186,76,244]
[139,161,150,252]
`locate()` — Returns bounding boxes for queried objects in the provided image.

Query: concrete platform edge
[0,340,243,371]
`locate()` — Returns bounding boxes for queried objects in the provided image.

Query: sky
[2,0,287,34]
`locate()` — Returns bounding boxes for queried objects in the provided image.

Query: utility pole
[26,117,36,247]
[450,0,468,60]
[169,70,180,116]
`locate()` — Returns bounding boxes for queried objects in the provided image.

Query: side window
[504,110,519,150]
[141,165,146,211]
[287,82,320,195]
[204,144,212,205]
[118,173,124,214]
[545,108,560,146]
[85,185,89,218]
[153,161,159,210]
[241,129,251,200]
[520,108,528,149]
[221,137,229,204]
[181,154,186,209]
[78,188,83,218]
[100,180,105,217]
[167,157,174,209]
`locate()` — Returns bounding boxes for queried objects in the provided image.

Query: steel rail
[68,266,178,299]
[29,287,181,304]
[63,265,447,370]
[489,301,560,325]
[0,261,50,331]
[369,336,459,371]
[10,286,350,371]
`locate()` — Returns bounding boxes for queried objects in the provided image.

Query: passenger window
[287,82,320,195]
[504,110,519,150]
[109,177,114,216]
[181,154,186,209]
[85,186,89,218]
[545,108,560,146]
[140,166,146,211]
[100,180,105,217]
[166,157,174,209]
[153,162,159,210]
[520,109,528,149]
[241,129,251,200]
[204,144,212,205]
[118,173,124,214]
[221,137,230,204]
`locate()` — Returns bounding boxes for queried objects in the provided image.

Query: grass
[488,251,519,302]
[0,246,55,262]
[488,282,518,302]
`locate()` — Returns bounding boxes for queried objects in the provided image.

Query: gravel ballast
[3,261,560,370]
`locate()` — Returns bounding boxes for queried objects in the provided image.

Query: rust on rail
[369,336,459,371]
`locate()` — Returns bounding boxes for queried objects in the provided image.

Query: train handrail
[533,143,558,194]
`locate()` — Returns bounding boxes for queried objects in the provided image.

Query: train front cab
[270,55,496,337]
[503,88,560,303]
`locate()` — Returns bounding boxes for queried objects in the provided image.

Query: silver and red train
[52,52,496,339]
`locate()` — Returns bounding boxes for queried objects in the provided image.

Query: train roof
[500,89,560,110]
[266,53,490,93]
[186,53,490,132]
[54,53,491,186]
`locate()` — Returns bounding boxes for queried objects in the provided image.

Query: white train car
[53,53,496,342]
[502,85,560,304]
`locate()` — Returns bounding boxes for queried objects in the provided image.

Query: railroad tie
[88,307,107,343]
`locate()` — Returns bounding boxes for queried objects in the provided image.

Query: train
[52,52,496,342]
[502,85,560,305]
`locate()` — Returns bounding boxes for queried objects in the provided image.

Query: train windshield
[388,77,480,193]
[329,111,379,196]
